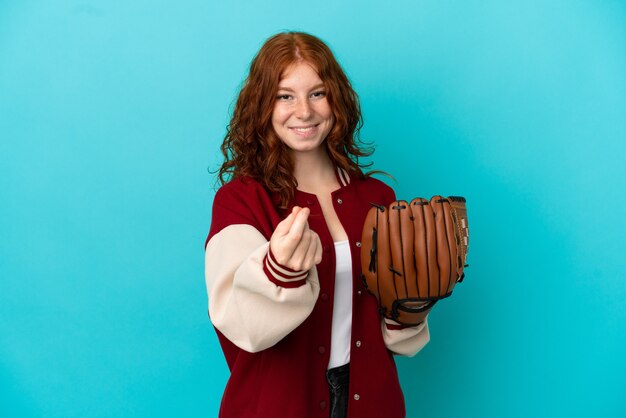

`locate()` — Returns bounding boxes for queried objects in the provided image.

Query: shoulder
[214,176,268,203]
[213,175,283,212]
[352,174,396,203]
[207,176,278,245]
[357,175,394,192]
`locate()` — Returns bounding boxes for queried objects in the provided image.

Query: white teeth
[292,126,316,132]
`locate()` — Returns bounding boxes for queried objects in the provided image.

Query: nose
[295,99,312,120]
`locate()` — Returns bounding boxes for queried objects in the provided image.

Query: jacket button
[355,241,361,247]
[357,290,362,296]
[320,293,329,302]
[319,400,327,409]
[318,346,326,354]
[336,198,343,204]
[353,394,360,401]
[307,200,315,206]
[355,340,362,348]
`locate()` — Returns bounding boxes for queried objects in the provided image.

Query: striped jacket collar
[334,166,351,187]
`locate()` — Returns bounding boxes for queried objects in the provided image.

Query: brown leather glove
[361,196,469,326]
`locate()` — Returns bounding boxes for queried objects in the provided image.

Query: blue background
[1,1,625,417]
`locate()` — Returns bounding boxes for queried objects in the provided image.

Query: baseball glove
[361,196,469,326]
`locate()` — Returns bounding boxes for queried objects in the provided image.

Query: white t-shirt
[328,240,353,369]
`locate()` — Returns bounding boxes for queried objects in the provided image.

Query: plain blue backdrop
[1,1,625,417]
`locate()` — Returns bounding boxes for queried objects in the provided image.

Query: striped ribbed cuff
[384,318,423,330]
[263,248,308,288]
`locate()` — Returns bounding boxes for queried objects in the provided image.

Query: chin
[289,142,325,153]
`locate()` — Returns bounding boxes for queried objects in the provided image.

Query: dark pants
[326,363,350,418]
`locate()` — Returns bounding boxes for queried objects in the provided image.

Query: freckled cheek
[317,104,333,121]
[271,107,290,126]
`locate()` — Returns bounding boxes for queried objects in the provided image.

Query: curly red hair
[217,31,376,207]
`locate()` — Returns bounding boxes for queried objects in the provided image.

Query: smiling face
[271,61,334,157]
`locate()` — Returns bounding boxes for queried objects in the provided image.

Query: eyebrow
[276,83,325,92]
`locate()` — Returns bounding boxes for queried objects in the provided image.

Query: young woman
[205,31,430,418]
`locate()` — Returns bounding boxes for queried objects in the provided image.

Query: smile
[290,124,319,133]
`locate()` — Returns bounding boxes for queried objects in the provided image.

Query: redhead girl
[205,32,430,418]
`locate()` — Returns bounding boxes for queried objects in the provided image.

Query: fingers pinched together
[270,206,323,271]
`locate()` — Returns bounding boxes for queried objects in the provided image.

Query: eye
[276,94,293,101]
[311,91,326,98]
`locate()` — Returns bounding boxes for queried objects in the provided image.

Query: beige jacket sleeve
[381,317,430,357]
[205,224,320,353]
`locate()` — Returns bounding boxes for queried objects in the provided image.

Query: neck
[292,148,336,191]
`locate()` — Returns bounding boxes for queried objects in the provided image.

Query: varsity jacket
[204,168,430,418]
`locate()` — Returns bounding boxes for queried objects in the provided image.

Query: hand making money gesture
[270,206,323,272]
